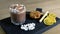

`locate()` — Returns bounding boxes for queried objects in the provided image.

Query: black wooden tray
[0,8,60,34]
[0,12,60,34]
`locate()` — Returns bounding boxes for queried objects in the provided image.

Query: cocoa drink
[9,4,26,25]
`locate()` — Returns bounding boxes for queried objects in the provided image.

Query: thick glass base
[11,19,26,25]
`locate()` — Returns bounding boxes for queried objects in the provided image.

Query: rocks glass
[9,4,26,25]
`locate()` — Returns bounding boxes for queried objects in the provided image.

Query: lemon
[43,13,56,25]
[49,13,56,18]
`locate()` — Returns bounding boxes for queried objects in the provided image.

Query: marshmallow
[29,26,35,30]
[21,23,36,31]
[31,23,35,26]
[21,25,28,31]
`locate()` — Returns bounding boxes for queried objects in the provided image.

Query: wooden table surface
[0,0,60,34]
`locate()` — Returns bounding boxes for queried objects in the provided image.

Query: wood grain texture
[0,0,60,34]
[0,0,60,20]
[0,26,6,34]
[43,24,60,34]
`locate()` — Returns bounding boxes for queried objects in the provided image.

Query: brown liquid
[11,12,26,23]
[10,4,26,25]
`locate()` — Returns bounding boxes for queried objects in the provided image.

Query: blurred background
[0,0,60,34]
[0,0,60,20]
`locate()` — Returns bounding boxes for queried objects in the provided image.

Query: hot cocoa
[10,4,26,25]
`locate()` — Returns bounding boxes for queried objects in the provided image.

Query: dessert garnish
[39,11,49,22]
[30,11,42,19]
[44,13,56,25]
[21,23,35,31]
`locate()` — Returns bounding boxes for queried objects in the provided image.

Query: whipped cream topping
[10,4,26,14]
